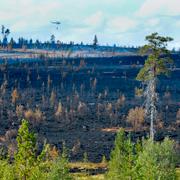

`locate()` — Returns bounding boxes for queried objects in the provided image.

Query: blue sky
[0,0,180,48]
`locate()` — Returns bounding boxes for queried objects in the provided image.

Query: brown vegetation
[127,107,145,131]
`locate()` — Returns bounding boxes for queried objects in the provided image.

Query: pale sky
[0,0,180,48]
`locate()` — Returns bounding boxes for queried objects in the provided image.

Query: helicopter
[51,21,61,30]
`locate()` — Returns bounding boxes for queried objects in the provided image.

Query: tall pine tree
[136,32,173,140]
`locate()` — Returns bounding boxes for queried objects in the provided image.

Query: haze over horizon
[0,0,180,48]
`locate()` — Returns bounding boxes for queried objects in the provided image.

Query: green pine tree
[136,32,173,81]
[106,129,135,180]
[135,138,177,180]
[136,32,173,140]
[0,159,15,180]
[14,119,37,179]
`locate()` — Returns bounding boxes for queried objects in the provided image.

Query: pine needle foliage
[136,32,173,81]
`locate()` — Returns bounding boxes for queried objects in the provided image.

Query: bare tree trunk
[145,78,157,141]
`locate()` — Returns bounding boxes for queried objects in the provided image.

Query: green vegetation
[0,33,179,180]
[0,119,72,180]
[136,32,173,140]
[106,130,136,179]
[135,138,178,180]
[15,119,38,179]
[0,120,179,179]
[83,152,88,163]
[136,32,173,81]
[106,129,178,180]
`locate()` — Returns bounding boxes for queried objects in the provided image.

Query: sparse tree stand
[136,32,173,140]
[1,25,10,48]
